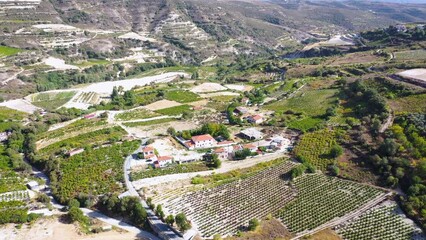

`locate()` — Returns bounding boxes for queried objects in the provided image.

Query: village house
[246,115,264,124]
[142,146,155,156]
[154,156,173,168]
[214,146,234,160]
[191,134,217,149]
[243,143,258,153]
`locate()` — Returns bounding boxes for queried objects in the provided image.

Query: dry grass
[225,219,292,240]
[304,229,342,240]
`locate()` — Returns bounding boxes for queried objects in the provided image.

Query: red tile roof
[243,144,257,150]
[217,140,233,145]
[157,156,173,161]
[191,134,215,142]
[214,148,225,153]
[252,115,262,121]
[142,146,154,152]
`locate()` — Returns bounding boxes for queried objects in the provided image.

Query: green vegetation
[52,141,139,203]
[155,105,192,115]
[31,91,76,111]
[115,109,160,121]
[37,126,127,158]
[394,50,426,61]
[389,94,426,114]
[287,117,324,132]
[191,157,288,186]
[0,46,22,57]
[73,59,110,67]
[37,118,107,140]
[123,118,176,127]
[294,129,338,171]
[130,162,210,180]
[277,174,383,233]
[164,90,201,103]
[98,194,148,228]
[337,204,421,240]
[0,107,26,132]
[266,88,338,117]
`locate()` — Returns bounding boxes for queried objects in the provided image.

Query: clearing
[43,57,80,70]
[397,68,426,82]
[144,99,182,111]
[0,99,41,113]
[28,91,76,111]
[191,82,227,93]
[0,46,22,57]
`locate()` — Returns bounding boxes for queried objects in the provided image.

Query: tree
[329,144,344,158]
[328,165,340,176]
[132,203,147,226]
[248,218,259,231]
[208,154,222,168]
[156,204,165,220]
[175,213,191,232]
[68,206,88,225]
[167,127,176,136]
[165,214,175,225]
[380,138,399,157]
[37,194,50,204]
[68,199,80,208]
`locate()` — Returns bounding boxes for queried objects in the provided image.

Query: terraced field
[152,161,384,238]
[336,202,424,240]
[30,91,76,111]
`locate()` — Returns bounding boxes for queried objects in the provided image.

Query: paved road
[124,151,185,240]
[133,151,288,189]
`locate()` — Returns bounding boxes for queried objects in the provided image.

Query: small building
[142,146,155,156]
[240,128,264,140]
[217,140,234,147]
[27,181,40,191]
[191,134,217,149]
[214,146,233,160]
[155,156,173,168]
[247,115,263,124]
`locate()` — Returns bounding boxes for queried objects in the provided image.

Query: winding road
[123,150,185,240]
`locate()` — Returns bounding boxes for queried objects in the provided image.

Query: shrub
[248,218,259,231]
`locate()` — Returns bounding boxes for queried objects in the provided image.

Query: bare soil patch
[191,82,227,93]
[144,99,182,111]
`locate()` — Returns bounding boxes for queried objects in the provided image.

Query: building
[240,128,264,140]
[247,115,263,124]
[155,156,173,168]
[243,143,258,152]
[142,146,155,156]
[191,134,217,149]
[84,113,97,119]
[213,146,233,160]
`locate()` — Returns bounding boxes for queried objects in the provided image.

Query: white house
[0,132,10,142]
[191,134,217,149]
[155,156,173,168]
[142,146,155,156]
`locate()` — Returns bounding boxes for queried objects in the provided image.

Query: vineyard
[0,171,26,194]
[54,141,139,203]
[277,174,383,234]
[38,118,107,140]
[0,190,30,202]
[30,91,76,111]
[153,161,298,238]
[73,92,101,105]
[38,126,127,158]
[130,162,210,180]
[336,202,424,240]
[293,129,337,170]
[0,107,27,132]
